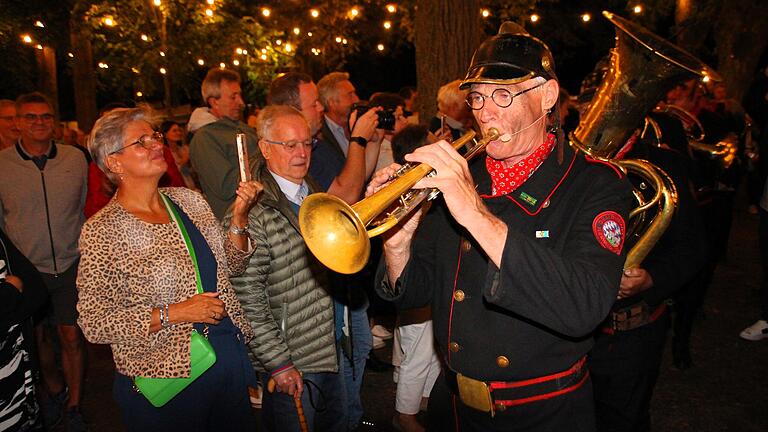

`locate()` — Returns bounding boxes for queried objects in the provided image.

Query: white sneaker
[372,335,386,349]
[739,320,768,341]
[371,324,393,340]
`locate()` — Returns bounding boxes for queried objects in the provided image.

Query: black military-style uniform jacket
[377,143,633,382]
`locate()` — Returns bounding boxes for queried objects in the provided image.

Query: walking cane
[267,376,309,432]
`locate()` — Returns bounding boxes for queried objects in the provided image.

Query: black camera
[352,102,396,131]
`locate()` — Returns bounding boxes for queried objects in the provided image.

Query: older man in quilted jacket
[225,105,346,432]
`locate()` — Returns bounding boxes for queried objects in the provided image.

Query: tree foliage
[82,0,292,106]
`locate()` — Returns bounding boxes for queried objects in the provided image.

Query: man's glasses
[264,138,314,152]
[109,131,164,155]
[19,113,55,123]
[465,82,545,110]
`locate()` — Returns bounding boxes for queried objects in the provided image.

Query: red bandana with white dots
[485,133,556,197]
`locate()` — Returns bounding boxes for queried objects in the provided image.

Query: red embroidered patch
[592,211,625,255]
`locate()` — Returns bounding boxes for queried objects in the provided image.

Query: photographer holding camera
[354,92,410,172]
[316,71,392,430]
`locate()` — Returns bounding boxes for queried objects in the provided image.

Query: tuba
[645,104,737,169]
[572,11,721,267]
[299,129,500,274]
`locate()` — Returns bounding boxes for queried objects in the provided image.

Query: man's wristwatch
[349,136,368,148]
[229,224,249,235]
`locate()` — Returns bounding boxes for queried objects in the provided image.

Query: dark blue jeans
[259,368,347,432]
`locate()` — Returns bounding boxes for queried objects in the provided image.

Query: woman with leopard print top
[76,106,262,431]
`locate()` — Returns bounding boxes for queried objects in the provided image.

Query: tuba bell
[571,11,721,267]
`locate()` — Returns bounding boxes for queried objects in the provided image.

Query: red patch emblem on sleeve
[592,211,625,255]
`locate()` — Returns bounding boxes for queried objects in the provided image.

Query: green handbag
[133,194,217,408]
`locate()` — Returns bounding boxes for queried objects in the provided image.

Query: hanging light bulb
[310,9,319,18]
[377,44,384,51]
[261,8,271,17]
[386,4,396,13]
[633,5,643,14]
[21,34,32,44]
[233,59,240,66]
[293,27,301,35]
[383,21,392,29]
[481,9,490,18]
[581,13,591,22]
[530,14,539,23]
[159,67,167,74]
[197,59,205,66]
[34,21,45,28]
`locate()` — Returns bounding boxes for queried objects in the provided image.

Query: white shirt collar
[269,170,308,206]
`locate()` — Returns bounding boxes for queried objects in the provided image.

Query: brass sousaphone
[572,11,721,267]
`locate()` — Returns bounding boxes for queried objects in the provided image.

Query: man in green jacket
[225,105,346,431]
[190,68,259,219]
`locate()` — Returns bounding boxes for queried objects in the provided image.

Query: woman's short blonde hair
[436,79,468,114]
[88,106,156,182]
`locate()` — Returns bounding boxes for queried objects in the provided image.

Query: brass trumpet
[299,128,500,274]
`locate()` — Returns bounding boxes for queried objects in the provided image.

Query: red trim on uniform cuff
[270,363,295,377]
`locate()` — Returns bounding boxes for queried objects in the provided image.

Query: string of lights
[13,2,652,100]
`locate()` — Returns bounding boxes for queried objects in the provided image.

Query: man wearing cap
[371,23,632,430]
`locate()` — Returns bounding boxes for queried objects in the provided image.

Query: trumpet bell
[299,192,370,274]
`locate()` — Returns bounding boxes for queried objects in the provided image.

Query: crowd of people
[0,19,764,432]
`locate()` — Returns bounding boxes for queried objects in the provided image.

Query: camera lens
[376,110,396,131]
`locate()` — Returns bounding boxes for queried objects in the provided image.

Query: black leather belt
[602,302,668,334]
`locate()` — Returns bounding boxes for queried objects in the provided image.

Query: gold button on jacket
[449,342,461,352]
[454,290,466,302]
[496,355,510,368]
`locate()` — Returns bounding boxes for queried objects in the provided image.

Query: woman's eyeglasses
[109,131,164,155]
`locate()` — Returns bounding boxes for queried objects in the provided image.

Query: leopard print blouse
[76,187,254,378]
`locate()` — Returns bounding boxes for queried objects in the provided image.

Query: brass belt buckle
[456,373,495,417]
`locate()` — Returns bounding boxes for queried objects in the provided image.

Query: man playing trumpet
[371,23,632,430]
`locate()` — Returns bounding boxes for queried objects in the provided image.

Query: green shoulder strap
[160,193,203,295]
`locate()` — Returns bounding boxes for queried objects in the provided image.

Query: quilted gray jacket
[226,160,337,374]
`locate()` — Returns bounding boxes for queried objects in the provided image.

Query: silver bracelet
[229,223,249,236]
[161,304,171,329]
